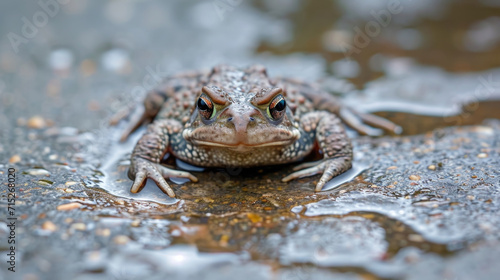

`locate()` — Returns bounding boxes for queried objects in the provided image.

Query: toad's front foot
[128,158,198,197]
[282,156,352,191]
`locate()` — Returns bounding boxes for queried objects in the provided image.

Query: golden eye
[267,95,286,120]
[197,95,216,119]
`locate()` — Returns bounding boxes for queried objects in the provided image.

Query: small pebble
[130,220,141,227]
[467,195,475,200]
[37,179,53,186]
[387,185,395,189]
[408,234,424,242]
[25,169,50,176]
[113,235,130,245]
[72,223,86,231]
[65,181,78,186]
[428,165,436,170]
[409,175,421,181]
[477,153,488,158]
[247,213,263,223]
[80,59,97,76]
[27,116,47,129]
[96,228,111,237]
[57,202,82,211]
[88,100,100,111]
[86,250,102,262]
[42,221,57,232]
[370,184,379,188]
[479,223,492,232]
[9,155,21,164]
[219,235,229,246]
[387,166,398,170]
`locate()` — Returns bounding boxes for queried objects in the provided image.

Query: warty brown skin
[116,64,397,197]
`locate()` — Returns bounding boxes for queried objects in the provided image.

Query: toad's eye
[197,95,216,119]
[267,95,286,120]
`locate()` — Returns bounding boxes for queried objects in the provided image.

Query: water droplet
[331,59,360,78]
[49,48,74,71]
[101,48,130,72]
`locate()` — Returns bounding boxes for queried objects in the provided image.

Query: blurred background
[1,0,499,132]
[1,2,500,279]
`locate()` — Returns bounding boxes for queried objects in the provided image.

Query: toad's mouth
[189,140,295,150]
[182,127,301,150]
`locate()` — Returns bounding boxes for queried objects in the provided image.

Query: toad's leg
[339,107,402,136]
[282,111,352,191]
[275,78,401,136]
[128,119,197,197]
[115,90,169,142]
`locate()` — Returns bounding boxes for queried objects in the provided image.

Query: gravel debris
[42,221,57,232]
[57,202,83,211]
[9,155,21,163]
[113,235,131,245]
[71,223,87,231]
[409,175,421,181]
[27,115,47,129]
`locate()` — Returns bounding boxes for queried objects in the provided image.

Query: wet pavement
[1,1,500,280]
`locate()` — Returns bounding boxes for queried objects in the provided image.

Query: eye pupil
[197,95,214,120]
[269,96,286,120]
[274,100,286,111]
[197,98,209,110]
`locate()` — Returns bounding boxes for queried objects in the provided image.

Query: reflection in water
[91,124,179,205]
[321,161,369,191]
[107,245,246,279]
